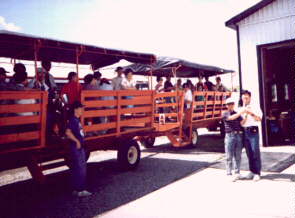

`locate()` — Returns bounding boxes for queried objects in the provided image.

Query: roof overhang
[225,0,275,30]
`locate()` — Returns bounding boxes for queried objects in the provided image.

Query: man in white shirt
[28,67,49,91]
[112,67,124,90]
[183,83,193,110]
[240,90,263,181]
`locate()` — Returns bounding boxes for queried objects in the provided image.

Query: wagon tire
[184,128,199,148]
[140,136,156,148]
[117,139,141,170]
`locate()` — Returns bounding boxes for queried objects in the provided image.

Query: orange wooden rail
[0,91,48,154]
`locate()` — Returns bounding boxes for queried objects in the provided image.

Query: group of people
[155,75,229,110]
[222,90,263,182]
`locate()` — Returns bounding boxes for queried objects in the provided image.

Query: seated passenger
[121,69,136,90]
[28,67,49,91]
[83,74,99,90]
[195,76,205,91]
[155,76,164,92]
[174,79,182,91]
[61,72,82,105]
[0,67,9,91]
[93,71,102,89]
[215,76,229,92]
[41,60,57,91]
[112,67,124,90]
[204,76,214,91]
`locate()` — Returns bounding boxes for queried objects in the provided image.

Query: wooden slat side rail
[120,98,152,106]
[120,106,152,114]
[119,90,153,96]
[84,109,117,117]
[0,104,41,113]
[40,91,48,147]
[155,92,178,98]
[155,103,178,108]
[0,131,40,144]
[84,100,117,107]
[120,117,152,125]
[154,113,178,117]
[0,91,43,100]
[82,90,117,97]
[0,115,40,126]
[84,122,116,132]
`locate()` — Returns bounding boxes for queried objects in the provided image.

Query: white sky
[0,0,260,87]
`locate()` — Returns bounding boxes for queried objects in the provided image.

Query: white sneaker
[253,174,261,181]
[232,173,241,182]
[73,190,92,197]
[243,172,254,179]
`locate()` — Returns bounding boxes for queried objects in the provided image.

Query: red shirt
[61,81,82,105]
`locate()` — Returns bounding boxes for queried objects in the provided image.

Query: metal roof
[0,30,156,68]
[225,0,276,30]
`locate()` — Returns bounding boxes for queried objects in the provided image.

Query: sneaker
[253,174,261,181]
[243,172,254,180]
[232,173,241,182]
[73,190,92,197]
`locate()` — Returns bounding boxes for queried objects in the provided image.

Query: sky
[0,0,260,85]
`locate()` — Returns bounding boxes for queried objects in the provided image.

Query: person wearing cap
[240,90,263,181]
[61,72,82,105]
[65,101,92,197]
[28,67,49,91]
[112,66,124,90]
[41,60,57,91]
[222,97,247,182]
[0,67,8,90]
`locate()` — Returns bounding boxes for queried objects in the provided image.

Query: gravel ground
[0,130,225,218]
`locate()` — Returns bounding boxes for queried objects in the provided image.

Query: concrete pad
[99,168,294,218]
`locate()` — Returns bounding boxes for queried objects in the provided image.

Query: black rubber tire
[117,139,141,170]
[140,136,156,148]
[184,127,199,148]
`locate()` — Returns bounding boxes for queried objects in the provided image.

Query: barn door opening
[258,40,295,146]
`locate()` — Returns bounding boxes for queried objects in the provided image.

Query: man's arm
[227,109,246,120]
[246,107,262,121]
[65,128,81,149]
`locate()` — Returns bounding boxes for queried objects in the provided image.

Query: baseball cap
[225,97,235,104]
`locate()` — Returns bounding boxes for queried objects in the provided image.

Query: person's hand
[76,140,81,149]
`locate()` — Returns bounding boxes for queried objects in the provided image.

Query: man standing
[241,90,263,181]
[215,76,229,92]
[65,101,92,197]
[112,67,124,90]
[222,97,246,181]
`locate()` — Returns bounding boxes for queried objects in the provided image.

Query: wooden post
[40,91,48,147]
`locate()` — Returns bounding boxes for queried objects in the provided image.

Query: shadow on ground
[0,155,213,218]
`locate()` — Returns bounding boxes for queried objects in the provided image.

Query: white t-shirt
[112,76,123,90]
[121,78,136,90]
[184,89,193,109]
[240,103,263,127]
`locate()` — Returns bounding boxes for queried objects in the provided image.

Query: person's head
[166,76,171,81]
[124,68,133,80]
[13,71,28,85]
[225,97,235,111]
[41,60,51,72]
[204,76,209,82]
[93,71,102,81]
[156,76,163,84]
[71,101,84,118]
[36,67,46,82]
[241,90,251,106]
[197,84,203,91]
[183,83,189,91]
[216,76,221,84]
[84,74,96,85]
[198,76,203,82]
[115,66,123,77]
[68,72,78,82]
[0,67,7,82]
[177,78,182,86]
[13,63,26,74]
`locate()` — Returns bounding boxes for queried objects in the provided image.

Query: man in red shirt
[61,72,82,105]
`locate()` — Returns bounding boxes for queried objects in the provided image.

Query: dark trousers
[244,130,261,175]
[68,143,87,191]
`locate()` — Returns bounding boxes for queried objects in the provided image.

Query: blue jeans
[224,133,243,175]
[244,130,261,175]
[68,143,87,191]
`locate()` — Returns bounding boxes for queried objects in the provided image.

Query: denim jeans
[68,143,87,191]
[224,133,243,175]
[244,130,261,175]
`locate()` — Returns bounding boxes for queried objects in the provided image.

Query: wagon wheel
[184,127,199,148]
[140,136,156,148]
[117,139,141,170]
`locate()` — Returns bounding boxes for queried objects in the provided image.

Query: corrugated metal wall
[237,0,295,102]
